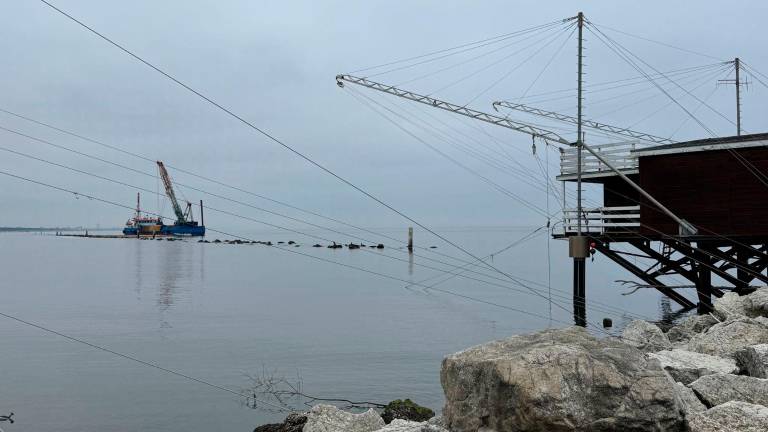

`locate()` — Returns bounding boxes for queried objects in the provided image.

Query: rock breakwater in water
[256,288,768,431]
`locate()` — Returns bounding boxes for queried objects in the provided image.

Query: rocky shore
[256,288,768,431]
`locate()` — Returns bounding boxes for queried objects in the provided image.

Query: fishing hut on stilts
[338,13,767,325]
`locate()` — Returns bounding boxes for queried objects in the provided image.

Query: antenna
[718,57,750,135]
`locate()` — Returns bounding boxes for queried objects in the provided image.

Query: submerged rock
[621,320,672,352]
[253,413,306,432]
[303,404,384,432]
[381,399,434,424]
[441,326,685,432]
[686,317,768,358]
[689,373,768,408]
[735,344,768,378]
[647,349,738,384]
[688,401,768,432]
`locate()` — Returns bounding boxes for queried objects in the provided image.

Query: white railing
[561,205,641,235]
[560,141,641,177]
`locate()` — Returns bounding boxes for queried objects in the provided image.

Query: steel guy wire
[589,23,736,132]
[394,22,570,88]
[463,24,577,106]
[509,62,727,102]
[36,0,577,318]
[0,135,644,319]
[349,20,567,75]
[368,21,567,79]
[0,107,505,270]
[0,142,579,297]
[344,86,549,217]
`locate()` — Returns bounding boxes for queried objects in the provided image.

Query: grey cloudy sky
[1,0,766,231]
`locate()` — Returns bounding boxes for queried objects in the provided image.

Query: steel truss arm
[492,101,676,144]
[336,74,570,144]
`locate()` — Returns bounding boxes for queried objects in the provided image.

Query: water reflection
[157,244,182,312]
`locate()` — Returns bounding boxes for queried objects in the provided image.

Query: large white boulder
[441,327,685,432]
[688,401,768,432]
[303,405,385,432]
[647,349,738,384]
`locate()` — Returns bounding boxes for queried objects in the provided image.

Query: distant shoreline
[0,227,118,233]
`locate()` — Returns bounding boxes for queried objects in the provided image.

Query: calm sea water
[0,228,670,431]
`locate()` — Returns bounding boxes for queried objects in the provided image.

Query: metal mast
[736,57,742,136]
[571,11,587,327]
[719,57,744,136]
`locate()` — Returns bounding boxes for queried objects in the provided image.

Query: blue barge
[122,161,205,237]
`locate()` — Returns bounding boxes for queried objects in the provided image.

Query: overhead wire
[37,0,579,320]
[591,22,725,62]
[0,136,585,301]
[0,167,581,327]
[394,22,570,88]
[588,22,738,133]
[349,19,568,75]
[463,23,577,105]
[0,128,653,320]
[376,22,567,82]
[344,86,550,217]
[584,23,717,137]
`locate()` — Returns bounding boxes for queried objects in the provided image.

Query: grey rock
[688,401,768,432]
[441,326,685,432]
[666,314,718,343]
[713,288,768,320]
[687,317,768,358]
[621,320,672,352]
[673,382,706,416]
[713,292,748,320]
[647,349,738,384]
[689,373,768,407]
[303,404,385,432]
[253,413,307,432]
[735,344,768,378]
[743,288,768,318]
[426,416,444,428]
[373,419,448,432]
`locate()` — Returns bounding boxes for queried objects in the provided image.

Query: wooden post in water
[408,227,414,253]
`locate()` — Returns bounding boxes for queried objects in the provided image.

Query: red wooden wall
[638,147,768,237]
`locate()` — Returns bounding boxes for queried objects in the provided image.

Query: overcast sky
[1,0,766,232]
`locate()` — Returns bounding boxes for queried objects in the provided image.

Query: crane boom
[157,161,186,223]
[336,74,570,144]
[492,101,676,145]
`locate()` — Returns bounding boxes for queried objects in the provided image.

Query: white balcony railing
[560,141,642,177]
[561,205,641,235]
